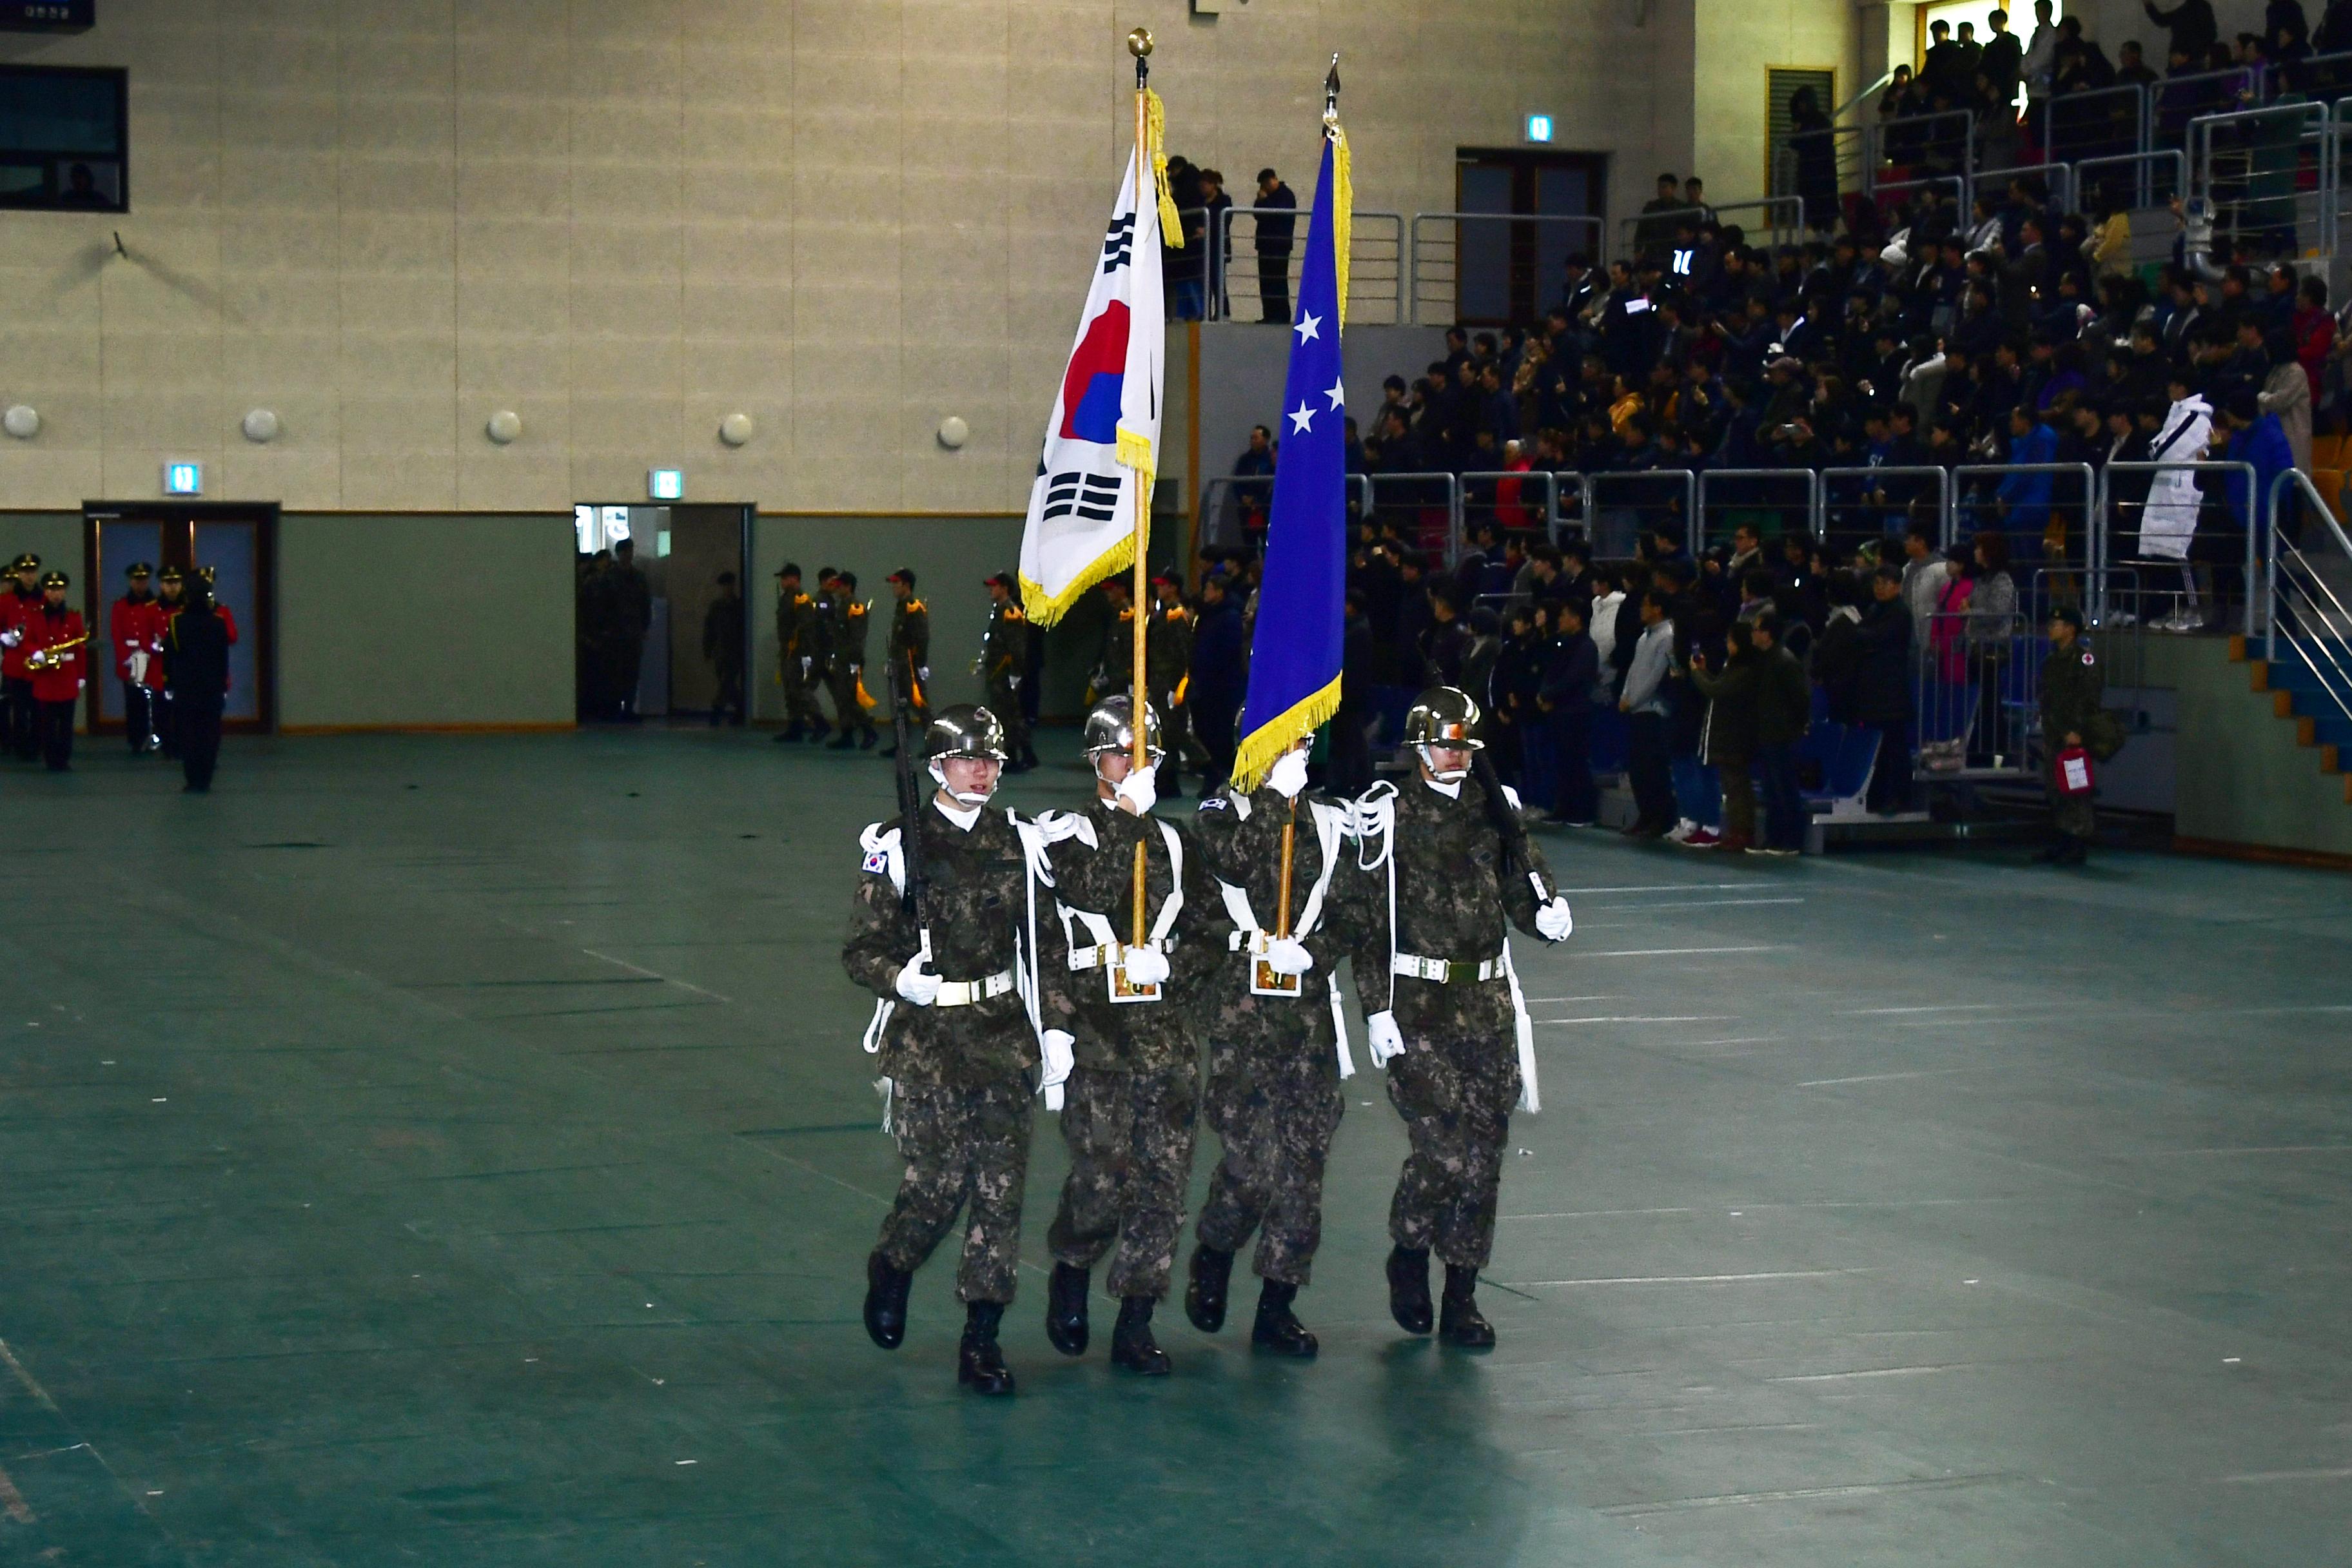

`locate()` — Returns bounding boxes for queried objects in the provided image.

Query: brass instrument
[26,634,86,672]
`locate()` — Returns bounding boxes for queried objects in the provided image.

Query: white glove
[1367,1011,1405,1067]
[918,665,931,684]
[1263,936,1313,976]
[892,959,942,1007]
[1039,1028,1075,1090]
[1536,897,1573,942]
[1113,762,1158,816]
[1267,749,1310,799]
[800,656,812,675]
[1120,943,1171,986]
[0,627,19,648]
[1044,1083,1065,1112]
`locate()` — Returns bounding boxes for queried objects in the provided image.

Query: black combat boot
[1387,1244,1433,1335]
[1045,1262,1091,1356]
[1184,1244,1234,1333]
[1438,1264,1496,1349]
[863,1251,911,1350]
[1251,1279,1318,1358]
[1110,1296,1171,1376]
[958,1301,1015,1396]
[2057,834,2089,866]
[859,728,877,751]
[826,730,855,750]
[809,717,832,743]
[2032,836,2067,864]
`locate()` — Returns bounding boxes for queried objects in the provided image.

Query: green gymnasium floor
[3,729,2348,1567]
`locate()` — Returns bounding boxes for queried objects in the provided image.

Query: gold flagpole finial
[1128,27,1154,57]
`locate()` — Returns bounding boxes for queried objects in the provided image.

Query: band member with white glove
[1349,687,1573,1350]
[1031,696,1217,1377]
[1182,732,1373,1358]
[841,704,1044,1397]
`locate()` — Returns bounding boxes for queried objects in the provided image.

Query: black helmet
[1081,694,1164,761]
[1402,686,1485,750]
[923,703,1008,763]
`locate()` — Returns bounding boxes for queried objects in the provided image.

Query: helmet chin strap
[1416,745,1469,783]
[928,758,995,807]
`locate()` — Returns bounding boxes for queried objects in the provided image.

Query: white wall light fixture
[485,409,523,445]
[936,415,970,450]
[719,412,754,447]
[241,407,280,443]
[2,404,37,440]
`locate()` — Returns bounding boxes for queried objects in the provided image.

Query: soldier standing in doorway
[1146,572,1196,800]
[1183,732,1367,1357]
[24,571,88,772]
[772,562,830,743]
[1032,697,1217,1377]
[110,562,163,753]
[702,571,743,725]
[1351,687,1575,1349]
[979,573,1037,774]
[882,569,931,749]
[1,553,41,761]
[824,571,879,750]
[843,704,1046,1396]
[607,538,652,722]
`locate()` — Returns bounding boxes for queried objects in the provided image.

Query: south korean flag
[1017,143,1166,627]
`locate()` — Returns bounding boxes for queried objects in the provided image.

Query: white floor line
[1795,1068,1978,1088]
[1569,882,1755,894]
[1540,1014,1738,1026]
[1511,1269,1866,1286]
[1583,897,1807,911]
[1502,1206,1698,1221]
[582,947,734,1004]
[1569,945,1783,958]
[1839,1003,2011,1016]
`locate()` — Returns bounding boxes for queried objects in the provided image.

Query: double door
[83,503,275,733]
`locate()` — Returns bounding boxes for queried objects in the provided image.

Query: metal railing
[1408,211,1606,327]
[1952,462,2099,585]
[1818,465,1953,553]
[1458,469,1562,545]
[1696,468,1818,554]
[2188,101,2332,262]
[2038,82,2150,169]
[2154,64,2266,147]
[1913,600,2035,779]
[1197,207,1408,327]
[2264,471,2352,734]
[1366,471,1463,565]
[1975,160,2077,214]
[1583,467,1694,559]
[2075,147,2187,212]
[2098,460,2261,634]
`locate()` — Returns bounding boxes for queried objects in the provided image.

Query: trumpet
[27,634,86,672]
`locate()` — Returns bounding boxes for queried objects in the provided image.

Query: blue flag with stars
[1231,125,1351,791]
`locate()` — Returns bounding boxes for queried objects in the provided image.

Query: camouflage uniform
[1035,796,1219,1300]
[776,583,828,734]
[2041,636,2105,841]
[982,600,1032,758]
[841,800,1041,1302]
[1147,598,1197,790]
[1351,775,1557,1271]
[1190,785,1367,1286]
[828,591,879,741]
[889,595,932,721]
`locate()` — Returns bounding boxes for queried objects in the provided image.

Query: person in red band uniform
[153,565,186,756]
[26,571,88,772]
[110,560,164,753]
[0,552,41,762]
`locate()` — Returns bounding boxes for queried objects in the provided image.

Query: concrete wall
[277,513,574,729]
[2141,634,2352,859]
[1689,0,1867,208]
[0,0,1688,517]
[0,513,85,586]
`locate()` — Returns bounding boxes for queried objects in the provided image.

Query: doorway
[1453,148,1607,326]
[82,502,277,734]
[572,502,752,723]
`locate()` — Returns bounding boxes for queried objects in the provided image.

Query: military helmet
[923,703,1008,763]
[1403,686,1485,750]
[1081,694,1164,761]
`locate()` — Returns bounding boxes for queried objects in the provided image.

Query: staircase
[2237,634,2352,807]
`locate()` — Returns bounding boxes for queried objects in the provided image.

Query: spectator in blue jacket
[1992,404,2059,552]
[2219,390,2294,629]
[1536,598,1602,825]
[1186,571,1248,788]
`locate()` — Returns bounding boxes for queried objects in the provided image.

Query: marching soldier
[2036,604,2104,867]
[823,571,879,750]
[1183,732,1367,1357]
[25,570,88,772]
[1033,697,1218,1376]
[1351,687,1574,1349]
[979,573,1037,774]
[1146,573,1197,800]
[881,569,932,749]
[842,704,1045,1396]
[153,565,186,756]
[772,562,831,743]
[109,562,163,753]
[1,553,40,761]
[1092,577,1136,705]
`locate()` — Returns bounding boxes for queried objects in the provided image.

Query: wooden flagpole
[1128,28,1153,950]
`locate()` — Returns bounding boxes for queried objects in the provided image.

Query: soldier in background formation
[978,573,1037,774]
[1,553,41,761]
[574,543,652,723]
[772,562,832,744]
[823,570,879,750]
[837,685,1580,1395]
[153,565,186,754]
[701,571,743,726]
[881,569,930,749]
[110,562,164,752]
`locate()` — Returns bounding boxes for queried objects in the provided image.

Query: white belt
[936,969,1017,1007]
[1391,952,1504,985]
[1068,939,1172,972]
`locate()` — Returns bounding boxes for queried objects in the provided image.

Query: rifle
[885,651,930,931]
[1471,749,1554,908]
